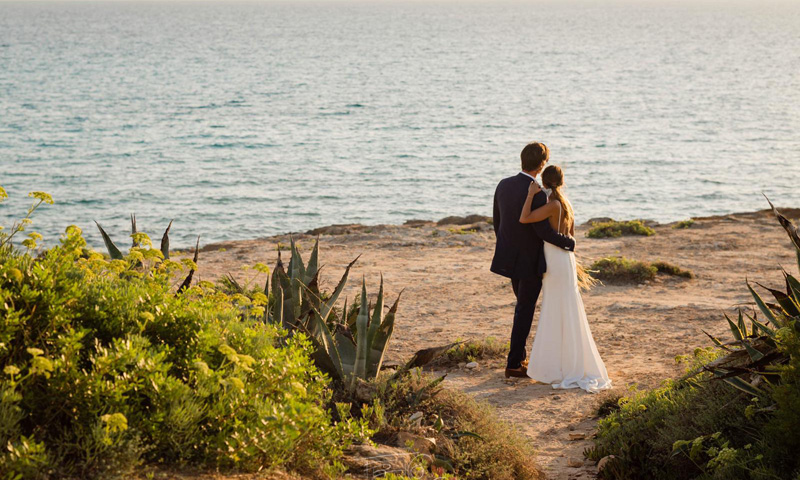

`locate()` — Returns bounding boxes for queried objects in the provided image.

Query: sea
[1,0,799,248]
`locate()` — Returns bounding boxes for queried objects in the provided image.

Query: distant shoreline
[195,207,799,252]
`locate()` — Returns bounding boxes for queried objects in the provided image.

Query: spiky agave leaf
[288,237,306,283]
[306,307,345,381]
[160,220,173,260]
[723,376,764,397]
[365,283,403,378]
[364,275,385,359]
[764,194,800,271]
[756,281,800,317]
[744,312,777,339]
[130,214,138,248]
[784,270,800,306]
[94,221,124,260]
[352,279,370,388]
[748,281,782,328]
[305,237,319,286]
[702,330,731,351]
[177,236,199,294]
[322,255,360,321]
[724,313,744,341]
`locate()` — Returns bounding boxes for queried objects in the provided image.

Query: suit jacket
[490,173,576,279]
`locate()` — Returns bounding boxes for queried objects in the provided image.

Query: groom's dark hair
[521,142,549,172]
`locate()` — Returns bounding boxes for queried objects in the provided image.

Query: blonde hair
[541,165,573,232]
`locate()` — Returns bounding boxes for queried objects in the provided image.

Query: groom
[491,142,576,378]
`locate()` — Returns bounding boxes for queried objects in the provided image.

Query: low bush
[590,257,657,284]
[587,220,655,238]
[0,223,369,478]
[652,261,694,278]
[432,338,509,367]
[673,219,695,229]
[591,257,693,284]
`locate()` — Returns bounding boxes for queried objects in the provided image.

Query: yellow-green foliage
[673,219,695,229]
[587,220,655,238]
[0,225,369,478]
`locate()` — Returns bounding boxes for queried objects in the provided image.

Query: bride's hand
[527,181,541,196]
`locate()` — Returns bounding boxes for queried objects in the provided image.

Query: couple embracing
[491,142,611,393]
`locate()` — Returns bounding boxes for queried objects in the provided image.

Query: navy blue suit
[490,172,575,369]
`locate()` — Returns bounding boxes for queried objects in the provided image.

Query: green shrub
[587,220,655,238]
[590,257,657,284]
[588,201,800,479]
[673,219,695,229]
[0,224,369,478]
[652,261,694,278]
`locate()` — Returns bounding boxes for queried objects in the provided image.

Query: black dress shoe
[504,366,529,378]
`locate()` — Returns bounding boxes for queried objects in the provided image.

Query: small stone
[408,411,424,427]
[569,433,586,441]
[552,395,561,400]
[568,425,576,431]
[394,432,436,455]
[432,327,443,333]
[567,457,583,468]
[465,362,479,370]
[598,455,615,471]
[458,362,467,369]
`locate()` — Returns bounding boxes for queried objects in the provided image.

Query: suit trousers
[507,276,543,369]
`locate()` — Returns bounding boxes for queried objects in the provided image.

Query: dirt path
[193,209,797,480]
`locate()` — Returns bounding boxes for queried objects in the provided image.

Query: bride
[518,165,612,393]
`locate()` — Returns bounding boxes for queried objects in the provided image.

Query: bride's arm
[519,182,557,224]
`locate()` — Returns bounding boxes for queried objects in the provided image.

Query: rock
[465,361,479,370]
[552,395,561,400]
[403,219,431,227]
[568,425,576,431]
[457,362,467,369]
[436,214,491,226]
[567,457,584,468]
[354,378,377,403]
[598,455,615,471]
[306,223,366,235]
[380,360,401,370]
[408,411,424,427]
[342,444,414,475]
[394,432,436,455]
[569,433,586,441]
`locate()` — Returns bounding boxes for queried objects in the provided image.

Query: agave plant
[702,198,800,397]
[259,238,458,393]
[95,215,198,294]
[95,214,173,260]
[263,238,358,332]
[310,277,401,390]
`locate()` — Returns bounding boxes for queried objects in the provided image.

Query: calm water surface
[1,1,799,247]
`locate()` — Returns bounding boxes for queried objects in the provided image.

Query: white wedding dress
[527,203,612,393]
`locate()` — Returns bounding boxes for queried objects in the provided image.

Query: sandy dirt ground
[189,209,798,480]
